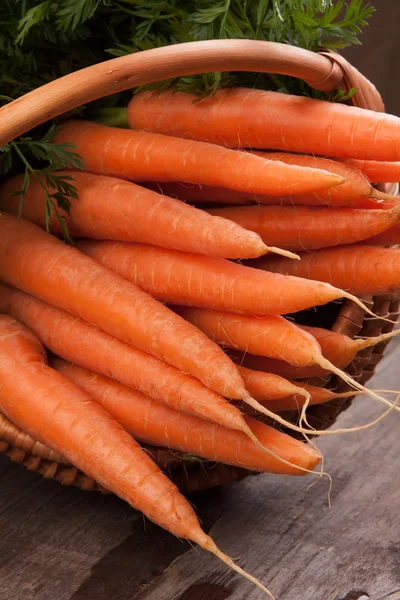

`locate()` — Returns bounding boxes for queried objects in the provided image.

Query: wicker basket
[0,40,398,495]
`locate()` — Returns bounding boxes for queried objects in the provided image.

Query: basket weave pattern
[0,41,398,494]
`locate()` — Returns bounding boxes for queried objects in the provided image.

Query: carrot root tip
[210,546,276,599]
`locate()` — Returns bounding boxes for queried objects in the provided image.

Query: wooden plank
[1,339,400,600]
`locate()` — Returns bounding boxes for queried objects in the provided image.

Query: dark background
[344,0,400,117]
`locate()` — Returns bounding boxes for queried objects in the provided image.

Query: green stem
[11,141,34,173]
[92,107,130,128]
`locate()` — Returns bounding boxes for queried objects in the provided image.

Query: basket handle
[0,39,347,146]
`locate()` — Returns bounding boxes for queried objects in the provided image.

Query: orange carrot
[144,182,384,209]
[1,316,272,591]
[251,151,375,207]
[77,240,371,316]
[232,351,327,380]
[337,158,400,183]
[173,307,325,366]
[55,120,344,196]
[237,365,310,403]
[206,204,400,251]
[0,214,244,398]
[261,384,357,413]
[128,88,400,160]
[52,357,320,476]
[234,326,400,379]
[255,244,400,296]
[0,172,271,260]
[0,283,250,433]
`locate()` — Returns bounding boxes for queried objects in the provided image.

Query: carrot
[54,120,345,196]
[237,365,310,403]
[255,244,400,296]
[173,307,327,366]
[206,205,400,252]
[0,316,273,592]
[77,240,374,317]
[0,283,252,435]
[233,351,327,381]
[0,213,245,398]
[0,172,275,260]
[254,384,358,413]
[172,306,394,417]
[144,182,384,209]
[337,158,400,183]
[128,87,400,161]
[251,151,376,207]
[234,326,400,379]
[52,356,320,476]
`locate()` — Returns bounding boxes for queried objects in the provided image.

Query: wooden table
[1,337,400,600]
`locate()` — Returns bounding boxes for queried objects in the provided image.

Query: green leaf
[55,0,105,32]
[16,1,53,45]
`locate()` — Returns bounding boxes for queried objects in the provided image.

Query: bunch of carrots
[2,85,400,597]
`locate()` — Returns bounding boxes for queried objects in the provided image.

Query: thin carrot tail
[299,391,312,431]
[299,390,360,430]
[265,246,300,260]
[340,292,398,324]
[243,392,313,439]
[354,329,400,352]
[317,393,400,437]
[193,533,275,598]
[316,357,400,413]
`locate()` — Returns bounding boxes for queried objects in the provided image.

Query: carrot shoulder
[55,120,344,196]
[52,357,320,476]
[0,172,269,260]
[0,283,248,432]
[0,316,205,541]
[77,240,360,316]
[128,87,400,161]
[0,213,245,398]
